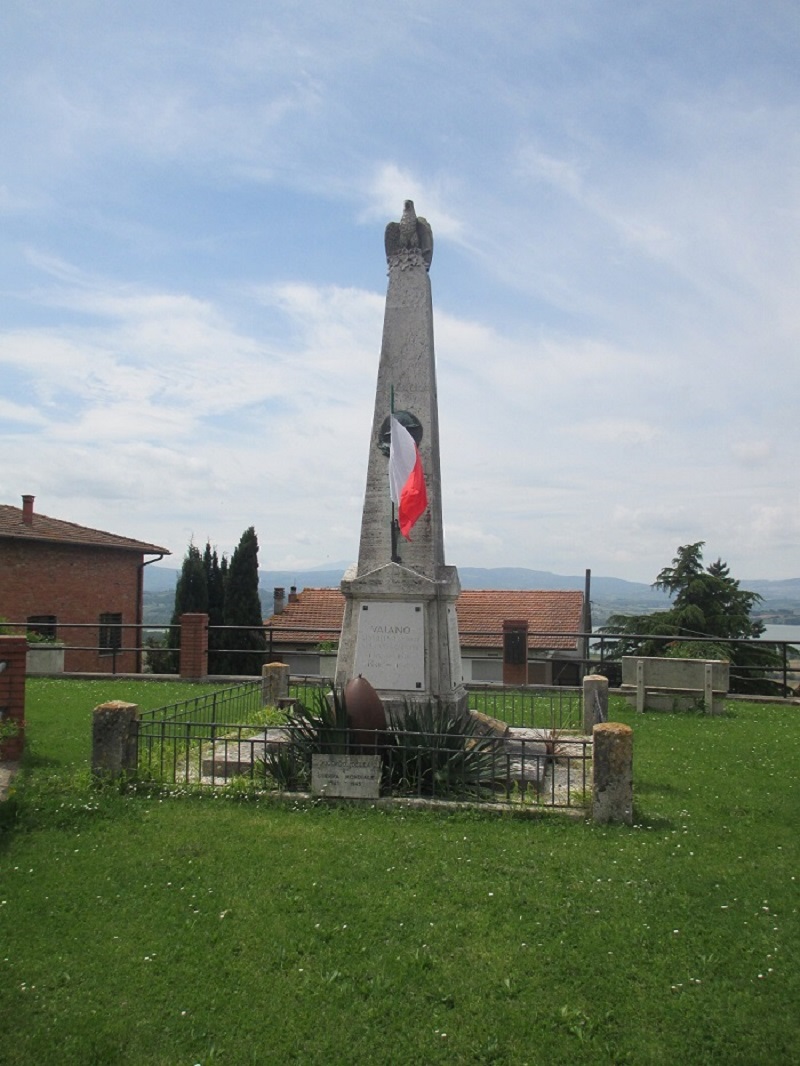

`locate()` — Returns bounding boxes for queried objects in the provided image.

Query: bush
[262,687,350,788]
[142,634,175,674]
[384,700,502,799]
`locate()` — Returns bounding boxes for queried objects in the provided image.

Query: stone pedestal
[336,561,465,719]
[262,662,290,705]
[592,722,633,825]
[92,701,139,780]
[583,674,609,733]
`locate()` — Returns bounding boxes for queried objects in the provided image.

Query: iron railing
[137,721,591,811]
[466,683,583,729]
[134,678,591,810]
[12,616,800,697]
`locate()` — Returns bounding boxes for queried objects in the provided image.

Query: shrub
[384,700,502,799]
[262,686,349,788]
[142,634,175,674]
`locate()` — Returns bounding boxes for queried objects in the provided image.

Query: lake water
[761,624,800,644]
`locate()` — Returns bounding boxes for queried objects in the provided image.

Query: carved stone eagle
[384,200,434,270]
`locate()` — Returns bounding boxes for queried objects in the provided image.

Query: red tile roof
[0,504,170,556]
[265,588,346,645]
[264,587,584,650]
[455,589,584,649]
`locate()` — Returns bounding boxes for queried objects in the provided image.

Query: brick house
[0,495,170,673]
[264,586,588,684]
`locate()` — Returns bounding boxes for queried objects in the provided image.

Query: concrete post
[92,701,139,780]
[592,722,633,825]
[262,662,290,706]
[583,674,609,734]
[0,636,27,761]
[180,613,208,679]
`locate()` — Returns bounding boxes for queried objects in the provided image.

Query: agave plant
[261,686,351,789]
[384,700,503,799]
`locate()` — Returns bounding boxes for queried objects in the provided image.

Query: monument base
[335,561,466,713]
[377,688,469,727]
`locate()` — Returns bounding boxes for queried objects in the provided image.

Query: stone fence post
[583,674,609,734]
[180,613,208,679]
[592,722,633,825]
[92,701,139,780]
[262,662,290,706]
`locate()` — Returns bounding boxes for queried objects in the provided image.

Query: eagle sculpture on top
[384,200,433,270]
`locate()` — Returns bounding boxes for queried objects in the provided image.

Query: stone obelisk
[335,201,466,716]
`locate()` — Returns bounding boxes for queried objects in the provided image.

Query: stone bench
[621,656,729,714]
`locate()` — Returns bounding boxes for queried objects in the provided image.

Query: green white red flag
[389,415,427,539]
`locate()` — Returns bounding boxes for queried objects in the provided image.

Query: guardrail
[9,617,800,697]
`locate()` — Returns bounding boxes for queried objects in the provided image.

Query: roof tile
[0,504,170,555]
[264,587,584,649]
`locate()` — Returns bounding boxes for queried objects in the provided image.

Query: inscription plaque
[353,601,425,690]
[312,754,381,799]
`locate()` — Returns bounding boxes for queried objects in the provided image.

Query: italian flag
[389,415,428,539]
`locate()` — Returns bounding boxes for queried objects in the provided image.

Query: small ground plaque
[311,754,382,799]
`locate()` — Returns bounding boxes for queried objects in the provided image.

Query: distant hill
[142,565,182,592]
[142,564,800,627]
[744,578,800,608]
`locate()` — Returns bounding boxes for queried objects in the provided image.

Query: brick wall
[0,541,144,672]
[0,636,26,760]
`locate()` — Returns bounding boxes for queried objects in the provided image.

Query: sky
[2,1,799,583]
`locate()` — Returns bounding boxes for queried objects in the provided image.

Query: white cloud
[731,440,772,466]
[1,2,799,580]
[360,164,464,243]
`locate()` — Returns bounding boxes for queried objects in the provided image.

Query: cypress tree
[219,526,266,675]
[166,543,208,672]
[204,542,226,674]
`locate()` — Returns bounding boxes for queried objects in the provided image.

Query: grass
[468,686,582,730]
[1,681,799,1064]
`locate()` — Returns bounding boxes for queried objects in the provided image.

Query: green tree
[204,542,226,674]
[601,542,782,694]
[217,526,266,675]
[164,543,209,672]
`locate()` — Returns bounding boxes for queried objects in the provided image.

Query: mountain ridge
[144,564,800,614]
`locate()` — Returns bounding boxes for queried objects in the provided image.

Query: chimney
[273,587,286,615]
[22,495,35,526]
[288,586,299,604]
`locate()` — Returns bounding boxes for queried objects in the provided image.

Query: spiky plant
[384,700,503,799]
[261,686,351,789]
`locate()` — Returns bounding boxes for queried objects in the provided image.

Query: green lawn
[1,680,798,1064]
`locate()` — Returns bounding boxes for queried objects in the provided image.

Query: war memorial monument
[334,202,467,718]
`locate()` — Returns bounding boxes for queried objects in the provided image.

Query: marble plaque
[312,754,381,799]
[353,601,425,691]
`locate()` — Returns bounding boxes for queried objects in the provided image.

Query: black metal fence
[467,684,583,729]
[135,679,591,811]
[14,616,800,697]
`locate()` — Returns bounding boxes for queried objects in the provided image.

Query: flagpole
[390,385,400,563]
